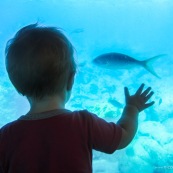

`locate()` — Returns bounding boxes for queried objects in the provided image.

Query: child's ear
[67,72,75,91]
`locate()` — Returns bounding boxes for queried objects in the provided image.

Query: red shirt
[0,109,122,173]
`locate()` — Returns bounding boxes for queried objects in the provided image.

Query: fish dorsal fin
[141,54,167,79]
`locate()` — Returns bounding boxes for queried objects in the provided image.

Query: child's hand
[124,83,155,112]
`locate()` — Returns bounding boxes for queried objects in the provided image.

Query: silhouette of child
[0,24,154,173]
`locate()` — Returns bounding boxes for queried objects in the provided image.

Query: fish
[108,98,123,108]
[92,52,166,78]
[70,28,84,34]
[158,98,162,105]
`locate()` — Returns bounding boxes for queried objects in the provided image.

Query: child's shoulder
[72,109,99,122]
[0,120,19,139]
[73,109,95,116]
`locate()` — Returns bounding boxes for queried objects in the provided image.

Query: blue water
[0,0,173,172]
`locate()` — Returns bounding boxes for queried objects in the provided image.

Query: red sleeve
[0,129,4,173]
[85,110,122,154]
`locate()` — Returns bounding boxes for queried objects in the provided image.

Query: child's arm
[117,83,154,149]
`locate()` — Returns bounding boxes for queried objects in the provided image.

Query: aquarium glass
[0,0,173,173]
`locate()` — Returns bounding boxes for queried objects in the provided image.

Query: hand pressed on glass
[124,83,155,112]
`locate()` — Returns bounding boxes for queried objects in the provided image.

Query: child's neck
[27,94,66,114]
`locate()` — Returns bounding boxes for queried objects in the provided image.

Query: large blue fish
[92,53,166,78]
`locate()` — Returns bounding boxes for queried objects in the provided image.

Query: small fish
[108,98,123,108]
[70,28,84,34]
[93,52,166,78]
[158,98,162,105]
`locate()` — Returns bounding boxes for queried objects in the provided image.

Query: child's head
[5,23,76,100]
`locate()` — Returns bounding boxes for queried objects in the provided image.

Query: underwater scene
[0,0,173,172]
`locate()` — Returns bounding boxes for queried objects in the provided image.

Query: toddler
[0,23,154,173]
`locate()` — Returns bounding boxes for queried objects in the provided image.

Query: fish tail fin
[141,54,167,79]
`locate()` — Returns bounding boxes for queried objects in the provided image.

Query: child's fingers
[135,83,145,95]
[124,87,130,99]
[145,91,154,102]
[141,87,151,97]
[144,101,155,109]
